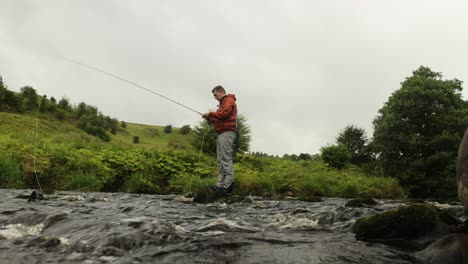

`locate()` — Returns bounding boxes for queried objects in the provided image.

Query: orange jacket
[208,94,237,134]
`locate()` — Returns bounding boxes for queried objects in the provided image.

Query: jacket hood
[225,94,236,101]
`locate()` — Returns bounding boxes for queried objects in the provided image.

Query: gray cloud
[1,0,467,155]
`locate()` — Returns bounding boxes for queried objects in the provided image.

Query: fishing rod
[63,57,203,116]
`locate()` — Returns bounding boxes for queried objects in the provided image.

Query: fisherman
[202,86,237,197]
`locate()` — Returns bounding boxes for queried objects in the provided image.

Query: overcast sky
[1,0,467,155]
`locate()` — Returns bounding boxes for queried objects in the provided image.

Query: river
[0,189,463,263]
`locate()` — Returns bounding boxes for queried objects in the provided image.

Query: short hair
[212,85,226,94]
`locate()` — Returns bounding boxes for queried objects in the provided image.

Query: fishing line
[189,127,207,195]
[62,57,203,116]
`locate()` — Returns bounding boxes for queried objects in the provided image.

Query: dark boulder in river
[352,203,461,250]
[345,197,377,207]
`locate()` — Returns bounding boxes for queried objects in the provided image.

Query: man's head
[212,85,226,101]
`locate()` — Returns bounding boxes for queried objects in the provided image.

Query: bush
[121,121,127,128]
[164,125,172,134]
[123,173,161,194]
[65,172,103,192]
[180,125,191,135]
[0,151,24,189]
[320,144,351,169]
[133,136,139,144]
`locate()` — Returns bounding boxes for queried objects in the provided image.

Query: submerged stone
[193,186,221,203]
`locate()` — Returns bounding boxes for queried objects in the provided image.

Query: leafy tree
[47,96,58,113]
[320,144,351,170]
[20,86,38,111]
[57,97,72,110]
[192,113,251,155]
[133,136,139,144]
[164,125,172,134]
[235,114,252,153]
[121,121,127,128]
[337,125,371,165]
[373,66,468,198]
[105,116,119,135]
[180,125,191,135]
[39,95,47,113]
[77,114,111,141]
[0,77,23,112]
[298,153,312,161]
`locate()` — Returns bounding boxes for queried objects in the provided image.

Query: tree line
[320,66,468,198]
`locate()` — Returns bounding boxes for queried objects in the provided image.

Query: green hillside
[0,112,195,151]
[110,122,194,150]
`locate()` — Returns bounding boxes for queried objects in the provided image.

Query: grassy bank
[0,112,405,199]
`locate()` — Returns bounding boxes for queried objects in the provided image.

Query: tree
[105,116,119,135]
[320,144,351,170]
[39,95,48,113]
[192,113,251,155]
[121,121,127,129]
[0,77,22,112]
[337,125,371,165]
[164,125,172,134]
[57,97,71,110]
[133,136,139,144]
[373,66,468,198]
[77,114,111,142]
[180,125,191,135]
[20,86,38,111]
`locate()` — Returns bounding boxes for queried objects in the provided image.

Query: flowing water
[0,189,463,264]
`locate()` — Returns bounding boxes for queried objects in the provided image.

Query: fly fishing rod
[63,57,203,116]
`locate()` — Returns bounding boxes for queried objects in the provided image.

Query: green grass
[110,122,194,150]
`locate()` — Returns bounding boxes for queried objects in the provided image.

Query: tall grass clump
[0,150,24,189]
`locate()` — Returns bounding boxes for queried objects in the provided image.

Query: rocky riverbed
[0,189,466,264]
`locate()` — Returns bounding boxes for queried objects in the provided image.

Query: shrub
[180,125,191,135]
[164,125,172,134]
[0,151,24,189]
[133,136,139,144]
[123,173,161,194]
[65,172,103,192]
[320,144,351,169]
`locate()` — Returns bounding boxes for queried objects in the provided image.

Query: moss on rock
[353,204,460,242]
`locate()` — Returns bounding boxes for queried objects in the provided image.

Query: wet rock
[298,196,323,203]
[345,197,378,207]
[26,235,68,251]
[174,196,193,204]
[416,233,468,264]
[193,186,221,203]
[262,192,273,199]
[184,192,196,198]
[352,204,461,250]
[15,190,44,202]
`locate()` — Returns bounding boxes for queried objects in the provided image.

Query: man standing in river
[202,85,237,197]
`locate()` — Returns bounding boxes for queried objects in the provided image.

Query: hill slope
[0,112,195,151]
